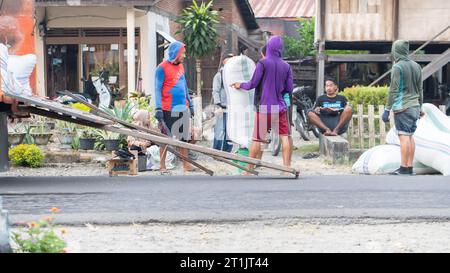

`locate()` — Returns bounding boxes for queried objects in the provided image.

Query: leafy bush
[284,17,316,58]
[100,101,135,122]
[341,86,389,112]
[9,144,45,168]
[12,207,67,253]
[176,0,219,59]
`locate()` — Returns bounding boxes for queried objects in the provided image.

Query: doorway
[46,45,79,98]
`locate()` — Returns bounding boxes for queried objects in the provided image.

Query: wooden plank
[340,0,351,13]
[60,91,215,176]
[370,24,450,86]
[367,0,379,13]
[359,0,368,13]
[104,125,300,177]
[368,105,375,148]
[330,0,340,14]
[317,42,326,98]
[422,48,450,80]
[350,0,359,13]
[389,111,395,129]
[327,54,440,63]
[4,93,113,125]
[358,104,364,149]
[392,0,399,40]
[379,105,386,145]
[398,3,450,42]
[212,156,259,176]
[21,106,103,129]
[348,116,354,147]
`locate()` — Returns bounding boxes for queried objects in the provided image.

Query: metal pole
[0,112,9,172]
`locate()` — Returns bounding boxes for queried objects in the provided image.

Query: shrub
[284,17,316,58]
[341,86,389,112]
[9,144,45,168]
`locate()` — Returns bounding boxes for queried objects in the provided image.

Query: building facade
[33,0,264,107]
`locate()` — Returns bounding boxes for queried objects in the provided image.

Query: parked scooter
[91,68,112,109]
[53,68,112,109]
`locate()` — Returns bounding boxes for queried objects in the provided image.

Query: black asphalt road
[1,175,450,225]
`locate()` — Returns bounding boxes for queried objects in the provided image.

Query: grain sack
[386,104,450,176]
[222,55,256,148]
[352,145,437,175]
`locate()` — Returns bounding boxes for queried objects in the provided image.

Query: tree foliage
[284,17,316,58]
[176,1,219,59]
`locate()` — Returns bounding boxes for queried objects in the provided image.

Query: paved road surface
[1,175,450,225]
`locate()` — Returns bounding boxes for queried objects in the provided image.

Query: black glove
[155,109,164,122]
[189,107,195,118]
[381,109,390,123]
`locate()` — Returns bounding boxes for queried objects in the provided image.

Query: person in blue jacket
[155,41,196,173]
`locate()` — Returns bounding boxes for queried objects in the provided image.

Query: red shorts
[253,111,291,142]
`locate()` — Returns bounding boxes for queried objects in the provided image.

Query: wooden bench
[319,134,349,165]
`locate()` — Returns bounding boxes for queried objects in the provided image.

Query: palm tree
[176,0,219,131]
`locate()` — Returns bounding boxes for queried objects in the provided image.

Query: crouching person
[127,110,153,154]
[308,78,353,136]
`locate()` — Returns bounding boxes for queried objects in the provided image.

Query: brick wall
[155,0,256,105]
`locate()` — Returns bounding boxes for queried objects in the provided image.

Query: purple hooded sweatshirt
[240,36,293,113]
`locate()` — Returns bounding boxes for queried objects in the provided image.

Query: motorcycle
[291,86,321,141]
[268,86,320,156]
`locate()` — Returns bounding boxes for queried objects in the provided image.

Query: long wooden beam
[7,91,300,177]
[422,48,450,80]
[24,105,215,176]
[369,24,450,86]
[327,54,440,63]
[60,91,292,177]
[104,125,300,177]
[59,92,214,176]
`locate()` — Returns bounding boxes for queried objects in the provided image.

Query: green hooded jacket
[386,40,423,112]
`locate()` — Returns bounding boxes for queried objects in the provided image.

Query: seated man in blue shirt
[308,78,353,136]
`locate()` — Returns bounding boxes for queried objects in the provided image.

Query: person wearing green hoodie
[381,40,424,175]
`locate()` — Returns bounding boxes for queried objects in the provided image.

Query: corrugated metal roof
[249,0,315,18]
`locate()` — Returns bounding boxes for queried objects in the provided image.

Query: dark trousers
[213,112,233,152]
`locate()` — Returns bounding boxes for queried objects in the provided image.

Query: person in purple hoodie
[231,36,294,173]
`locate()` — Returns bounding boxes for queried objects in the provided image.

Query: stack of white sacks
[353,103,450,176]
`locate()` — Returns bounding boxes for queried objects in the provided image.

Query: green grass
[297,144,320,154]
[349,138,383,150]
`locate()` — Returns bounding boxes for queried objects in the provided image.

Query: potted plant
[28,116,54,131]
[56,121,77,149]
[79,127,97,150]
[7,123,26,147]
[94,130,121,151]
[30,122,53,146]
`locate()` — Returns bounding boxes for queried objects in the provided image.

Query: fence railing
[347,104,447,149]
